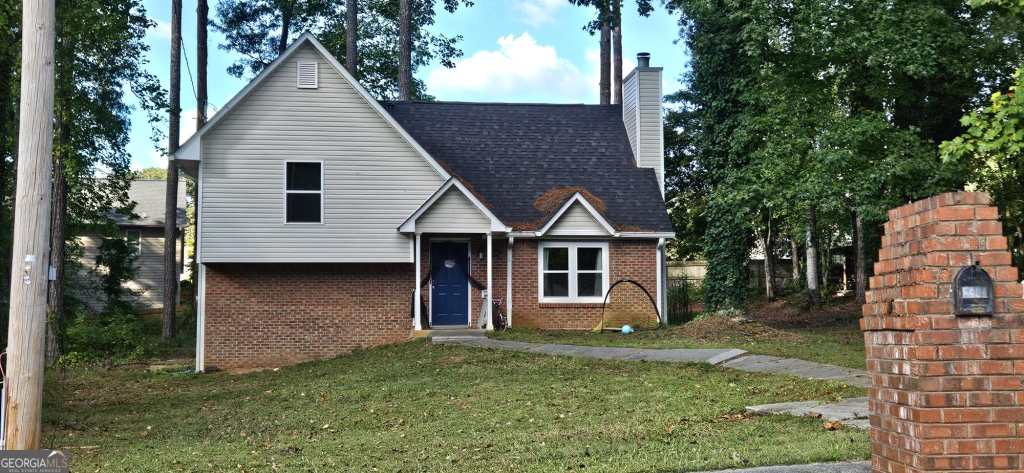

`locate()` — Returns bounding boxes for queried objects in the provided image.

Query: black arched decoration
[410,241,487,329]
[599,279,662,332]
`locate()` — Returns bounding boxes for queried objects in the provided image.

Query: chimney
[622,52,665,196]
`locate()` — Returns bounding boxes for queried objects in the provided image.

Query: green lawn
[489,319,868,370]
[45,341,867,471]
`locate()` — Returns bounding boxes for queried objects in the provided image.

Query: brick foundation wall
[511,239,659,330]
[862,192,1024,471]
[204,263,413,370]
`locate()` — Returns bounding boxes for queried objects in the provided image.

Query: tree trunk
[163,0,182,339]
[806,208,821,308]
[7,0,57,449]
[599,11,611,105]
[398,0,412,100]
[346,0,358,78]
[854,213,867,304]
[790,237,800,291]
[197,0,208,129]
[278,0,294,55]
[611,0,622,104]
[763,211,775,300]
[45,119,70,364]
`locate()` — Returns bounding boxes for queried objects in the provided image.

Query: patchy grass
[491,298,867,370]
[44,341,867,472]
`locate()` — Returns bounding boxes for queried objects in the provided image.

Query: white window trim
[125,229,142,255]
[296,62,318,88]
[537,241,610,303]
[283,160,324,224]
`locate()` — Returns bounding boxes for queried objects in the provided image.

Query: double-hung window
[538,242,609,303]
[285,161,323,223]
[125,229,142,255]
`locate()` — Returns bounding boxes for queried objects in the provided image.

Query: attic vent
[297,62,318,89]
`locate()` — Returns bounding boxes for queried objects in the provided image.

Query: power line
[181,36,198,103]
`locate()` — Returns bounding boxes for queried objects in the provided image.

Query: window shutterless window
[538,242,609,303]
[284,161,323,223]
[125,229,141,255]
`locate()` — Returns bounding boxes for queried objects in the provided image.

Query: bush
[62,312,151,364]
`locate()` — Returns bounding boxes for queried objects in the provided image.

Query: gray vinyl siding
[622,69,664,193]
[637,71,664,191]
[546,202,610,235]
[75,227,183,311]
[416,188,491,233]
[199,43,445,263]
[622,75,639,161]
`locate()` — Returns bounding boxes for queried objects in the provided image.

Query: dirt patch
[744,297,862,329]
[678,316,802,345]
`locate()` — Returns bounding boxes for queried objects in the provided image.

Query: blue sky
[129,0,690,170]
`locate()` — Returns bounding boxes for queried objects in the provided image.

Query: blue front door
[431,242,470,326]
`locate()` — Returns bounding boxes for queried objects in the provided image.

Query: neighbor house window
[125,229,142,255]
[285,161,323,223]
[538,242,609,303]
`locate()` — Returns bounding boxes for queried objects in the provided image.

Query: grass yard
[45,341,867,472]
[491,298,868,370]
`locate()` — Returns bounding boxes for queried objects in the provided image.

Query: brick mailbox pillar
[862,191,1024,471]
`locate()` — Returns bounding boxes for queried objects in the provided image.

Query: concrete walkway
[746,397,871,429]
[430,330,868,387]
[698,462,870,473]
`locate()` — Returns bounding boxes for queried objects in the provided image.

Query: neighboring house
[77,179,186,311]
[172,33,673,371]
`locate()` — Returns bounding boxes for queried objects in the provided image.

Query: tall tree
[598,2,610,105]
[398,0,411,100]
[611,0,621,104]
[198,0,209,129]
[346,0,358,78]
[667,0,1020,311]
[215,0,470,100]
[163,0,182,339]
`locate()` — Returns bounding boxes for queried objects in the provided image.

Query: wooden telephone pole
[6,0,57,450]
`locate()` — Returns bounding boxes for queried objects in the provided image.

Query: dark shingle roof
[107,179,187,227]
[383,101,672,232]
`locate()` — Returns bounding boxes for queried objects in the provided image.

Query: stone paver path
[698,462,870,473]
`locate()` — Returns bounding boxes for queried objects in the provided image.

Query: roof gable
[399,178,508,233]
[172,33,450,181]
[537,193,616,236]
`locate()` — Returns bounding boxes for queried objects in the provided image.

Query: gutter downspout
[195,160,206,372]
[506,236,513,327]
[657,238,665,324]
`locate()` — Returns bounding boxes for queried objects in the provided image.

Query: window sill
[538,302,605,309]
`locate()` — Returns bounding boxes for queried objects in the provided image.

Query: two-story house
[172,34,673,371]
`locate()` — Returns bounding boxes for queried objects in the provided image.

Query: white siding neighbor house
[172,33,673,371]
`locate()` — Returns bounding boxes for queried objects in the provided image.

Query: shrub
[62,312,150,364]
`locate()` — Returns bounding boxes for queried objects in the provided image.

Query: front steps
[428,329,487,344]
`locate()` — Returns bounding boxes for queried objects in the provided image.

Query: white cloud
[511,0,565,28]
[425,32,595,103]
[151,19,172,40]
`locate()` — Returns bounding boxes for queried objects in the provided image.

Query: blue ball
[622,325,633,334]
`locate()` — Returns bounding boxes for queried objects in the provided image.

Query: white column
[506,236,513,327]
[486,233,493,330]
[414,233,422,330]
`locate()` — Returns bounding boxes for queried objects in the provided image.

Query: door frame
[428,238,473,327]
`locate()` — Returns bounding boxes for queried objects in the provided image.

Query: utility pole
[162,0,182,339]
[6,0,57,450]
